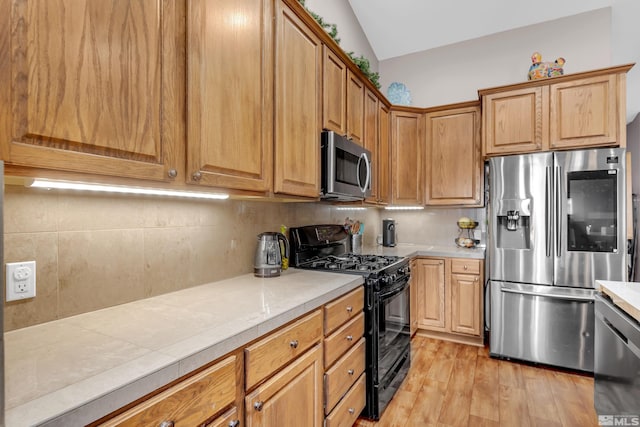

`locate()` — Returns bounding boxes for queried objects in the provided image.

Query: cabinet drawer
[325,373,366,427]
[324,312,365,368]
[101,355,236,426]
[451,259,481,275]
[245,309,322,389]
[324,287,364,335]
[205,406,239,427]
[324,338,366,414]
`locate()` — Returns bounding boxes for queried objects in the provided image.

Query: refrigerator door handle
[546,166,553,257]
[555,165,562,258]
[501,287,594,302]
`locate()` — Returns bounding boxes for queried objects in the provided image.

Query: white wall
[612,0,640,123]
[379,8,612,107]
[303,0,379,71]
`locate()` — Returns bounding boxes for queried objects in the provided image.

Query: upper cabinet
[273,0,322,198]
[480,64,633,157]
[363,88,378,204]
[1,0,183,182]
[187,0,273,191]
[346,70,365,145]
[377,104,391,204]
[322,46,347,135]
[391,109,423,205]
[424,102,482,206]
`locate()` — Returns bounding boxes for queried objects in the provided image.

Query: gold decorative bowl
[457,220,479,229]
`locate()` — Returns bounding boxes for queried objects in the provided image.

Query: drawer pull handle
[348,408,355,415]
[346,335,353,341]
[346,306,353,313]
[254,401,264,411]
[347,369,355,375]
[289,340,299,349]
[159,422,175,427]
[228,420,240,427]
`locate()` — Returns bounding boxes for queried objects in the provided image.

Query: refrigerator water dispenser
[496,198,531,249]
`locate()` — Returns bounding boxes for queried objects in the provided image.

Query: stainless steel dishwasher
[594,294,640,416]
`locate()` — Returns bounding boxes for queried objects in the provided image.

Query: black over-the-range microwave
[320,130,372,201]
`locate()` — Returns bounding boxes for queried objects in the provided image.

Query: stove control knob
[381,276,391,285]
[390,274,397,282]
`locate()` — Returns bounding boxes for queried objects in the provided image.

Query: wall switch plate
[6,261,36,301]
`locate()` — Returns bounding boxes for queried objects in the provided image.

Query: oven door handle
[378,278,409,299]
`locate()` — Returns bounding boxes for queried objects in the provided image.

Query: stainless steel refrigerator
[489,148,626,372]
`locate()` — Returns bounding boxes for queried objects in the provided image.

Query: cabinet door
[245,344,323,427]
[322,46,346,135]
[2,0,181,182]
[363,88,378,203]
[413,258,447,331]
[391,110,423,205]
[482,86,548,156]
[274,1,322,198]
[425,105,482,206]
[346,69,364,145]
[187,0,273,191]
[549,74,618,149]
[377,104,391,204]
[450,273,482,336]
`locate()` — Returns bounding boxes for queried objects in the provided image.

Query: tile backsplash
[3,185,484,331]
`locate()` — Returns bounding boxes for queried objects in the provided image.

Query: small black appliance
[382,219,396,247]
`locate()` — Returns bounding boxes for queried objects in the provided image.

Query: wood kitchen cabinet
[346,70,365,145]
[322,46,347,135]
[424,102,482,206]
[186,0,273,192]
[0,0,183,182]
[480,64,633,157]
[412,257,484,346]
[363,88,379,204]
[391,108,423,205]
[273,0,322,198]
[377,103,392,205]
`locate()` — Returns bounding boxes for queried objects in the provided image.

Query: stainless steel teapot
[254,232,289,277]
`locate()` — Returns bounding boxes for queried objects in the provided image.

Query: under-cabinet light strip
[27,179,229,200]
[334,207,368,211]
[384,206,425,210]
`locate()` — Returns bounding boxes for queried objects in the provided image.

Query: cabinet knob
[439,261,443,265]
[348,408,355,415]
[347,369,355,375]
[464,265,468,270]
[289,340,299,349]
[474,277,479,282]
[159,422,175,427]
[192,171,202,181]
[346,335,353,342]
[228,420,240,427]
[167,169,178,178]
[346,305,353,313]
[254,401,264,411]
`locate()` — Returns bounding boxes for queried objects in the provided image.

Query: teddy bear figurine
[528,52,565,80]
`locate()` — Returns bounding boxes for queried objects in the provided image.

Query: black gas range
[290,224,411,420]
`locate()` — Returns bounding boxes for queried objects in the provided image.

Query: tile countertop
[362,243,486,260]
[4,269,363,427]
[597,280,640,323]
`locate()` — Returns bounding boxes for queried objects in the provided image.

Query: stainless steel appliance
[254,232,289,278]
[382,218,396,247]
[321,131,371,201]
[290,224,410,420]
[594,293,640,416]
[489,148,626,372]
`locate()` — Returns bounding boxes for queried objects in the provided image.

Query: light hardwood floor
[356,336,598,427]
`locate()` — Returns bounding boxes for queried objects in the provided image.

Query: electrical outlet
[6,261,36,301]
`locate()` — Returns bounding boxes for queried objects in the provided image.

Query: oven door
[377,278,411,378]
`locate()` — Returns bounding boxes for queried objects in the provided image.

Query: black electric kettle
[254,232,290,277]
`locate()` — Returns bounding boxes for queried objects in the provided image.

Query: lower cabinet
[411,257,484,345]
[245,344,324,427]
[98,355,239,426]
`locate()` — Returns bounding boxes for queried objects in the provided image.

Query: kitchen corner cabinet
[186,0,273,192]
[1,0,183,182]
[273,0,322,198]
[424,102,482,206]
[480,64,633,157]
[363,88,379,204]
[376,104,392,204]
[412,257,484,346]
[391,109,423,205]
[322,46,347,135]
[346,70,365,145]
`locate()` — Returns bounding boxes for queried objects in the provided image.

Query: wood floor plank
[468,415,501,427]
[405,378,447,425]
[520,364,560,422]
[499,384,531,427]
[530,416,562,427]
[438,388,472,426]
[470,356,500,421]
[498,360,525,388]
[377,389,418,427]
[456,344,479,361]
[427,357,454,383]
[436,340,461,359]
